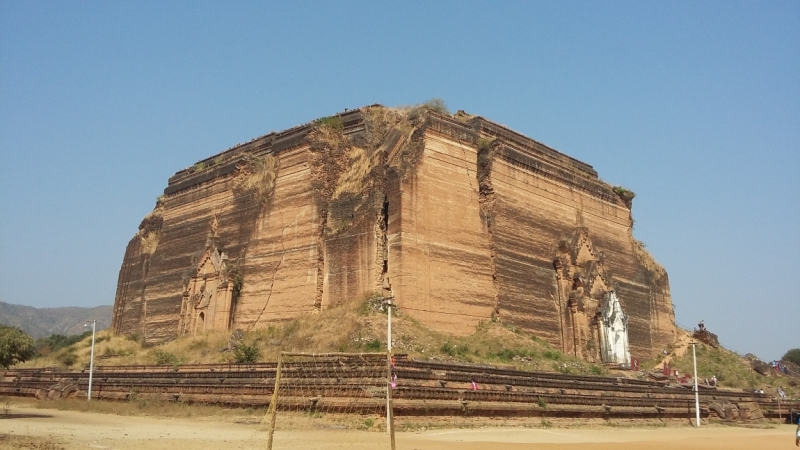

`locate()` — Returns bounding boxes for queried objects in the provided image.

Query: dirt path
[0,405,795,449]
[648,327,692,370]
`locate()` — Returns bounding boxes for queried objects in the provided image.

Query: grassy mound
[21,296,603,376]
[18,298,800,399]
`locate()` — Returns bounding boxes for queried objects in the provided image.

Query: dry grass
[643,329,799,398]
[237,154,279,204]
[669,340,799,397]
[140,231,159,254]
[20,330,147,368]
[325,146,384,234]
[633,239,666,280]
[2,395,265,422]
[307,124,351,203]
[361,106,405,149]
[391,314,607,375]
[137,202,164,255]
[331,147,379,201]
[0,433,64,450]
[19,300,799,397]
[21,296,601,376]
[403,98,449,123]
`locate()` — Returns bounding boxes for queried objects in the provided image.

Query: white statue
[599,290,631,368]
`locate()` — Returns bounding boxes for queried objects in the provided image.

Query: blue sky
[1,1,797,360]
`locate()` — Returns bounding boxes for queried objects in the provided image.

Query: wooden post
[387,351,396,450]
[266,353,284,450]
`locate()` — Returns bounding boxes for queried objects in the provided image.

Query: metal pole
[692,342,700,427]
[386,351,396,450]
[87,320,96,401]
[387,298,392,353]
[385,297,393,435]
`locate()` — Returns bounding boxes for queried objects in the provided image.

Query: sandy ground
[0,404,797,450]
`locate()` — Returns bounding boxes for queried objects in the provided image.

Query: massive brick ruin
[111,105,676,362]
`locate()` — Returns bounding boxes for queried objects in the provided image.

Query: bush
[440,342,471,358]
[364,339,382,351]
[316,116,343,131]
[441,342,455,356]
[422,98,449,115]
[57,351,77,367]
[407,98,450,123]
[494,348,517,362]
[152,349,179,365]
[543,350,562,361]
[233,344,260,364]
[477,137,495,153]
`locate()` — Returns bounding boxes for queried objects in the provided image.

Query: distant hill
[0,301,112,338]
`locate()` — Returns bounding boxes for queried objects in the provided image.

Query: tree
[782,348,800,366]
[35,331,92,354]
[0,325,36,368]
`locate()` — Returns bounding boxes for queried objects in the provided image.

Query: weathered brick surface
[113,106,675,358]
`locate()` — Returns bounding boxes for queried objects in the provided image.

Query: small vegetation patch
[405,98,450,124]
[441,342,472,358]
[612,186,634,197]
[235,154,279,205]
[363,339,383,352]
[138,201,164,255]
[316,115,344,131]
[151,349,180,365]
[227,265,244,304]
[633,239,666,280]
[543,350,562,361]
[56,350,77,367]
[233,343,260,363]
[477,136,495,153]
[490,347,533,362]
